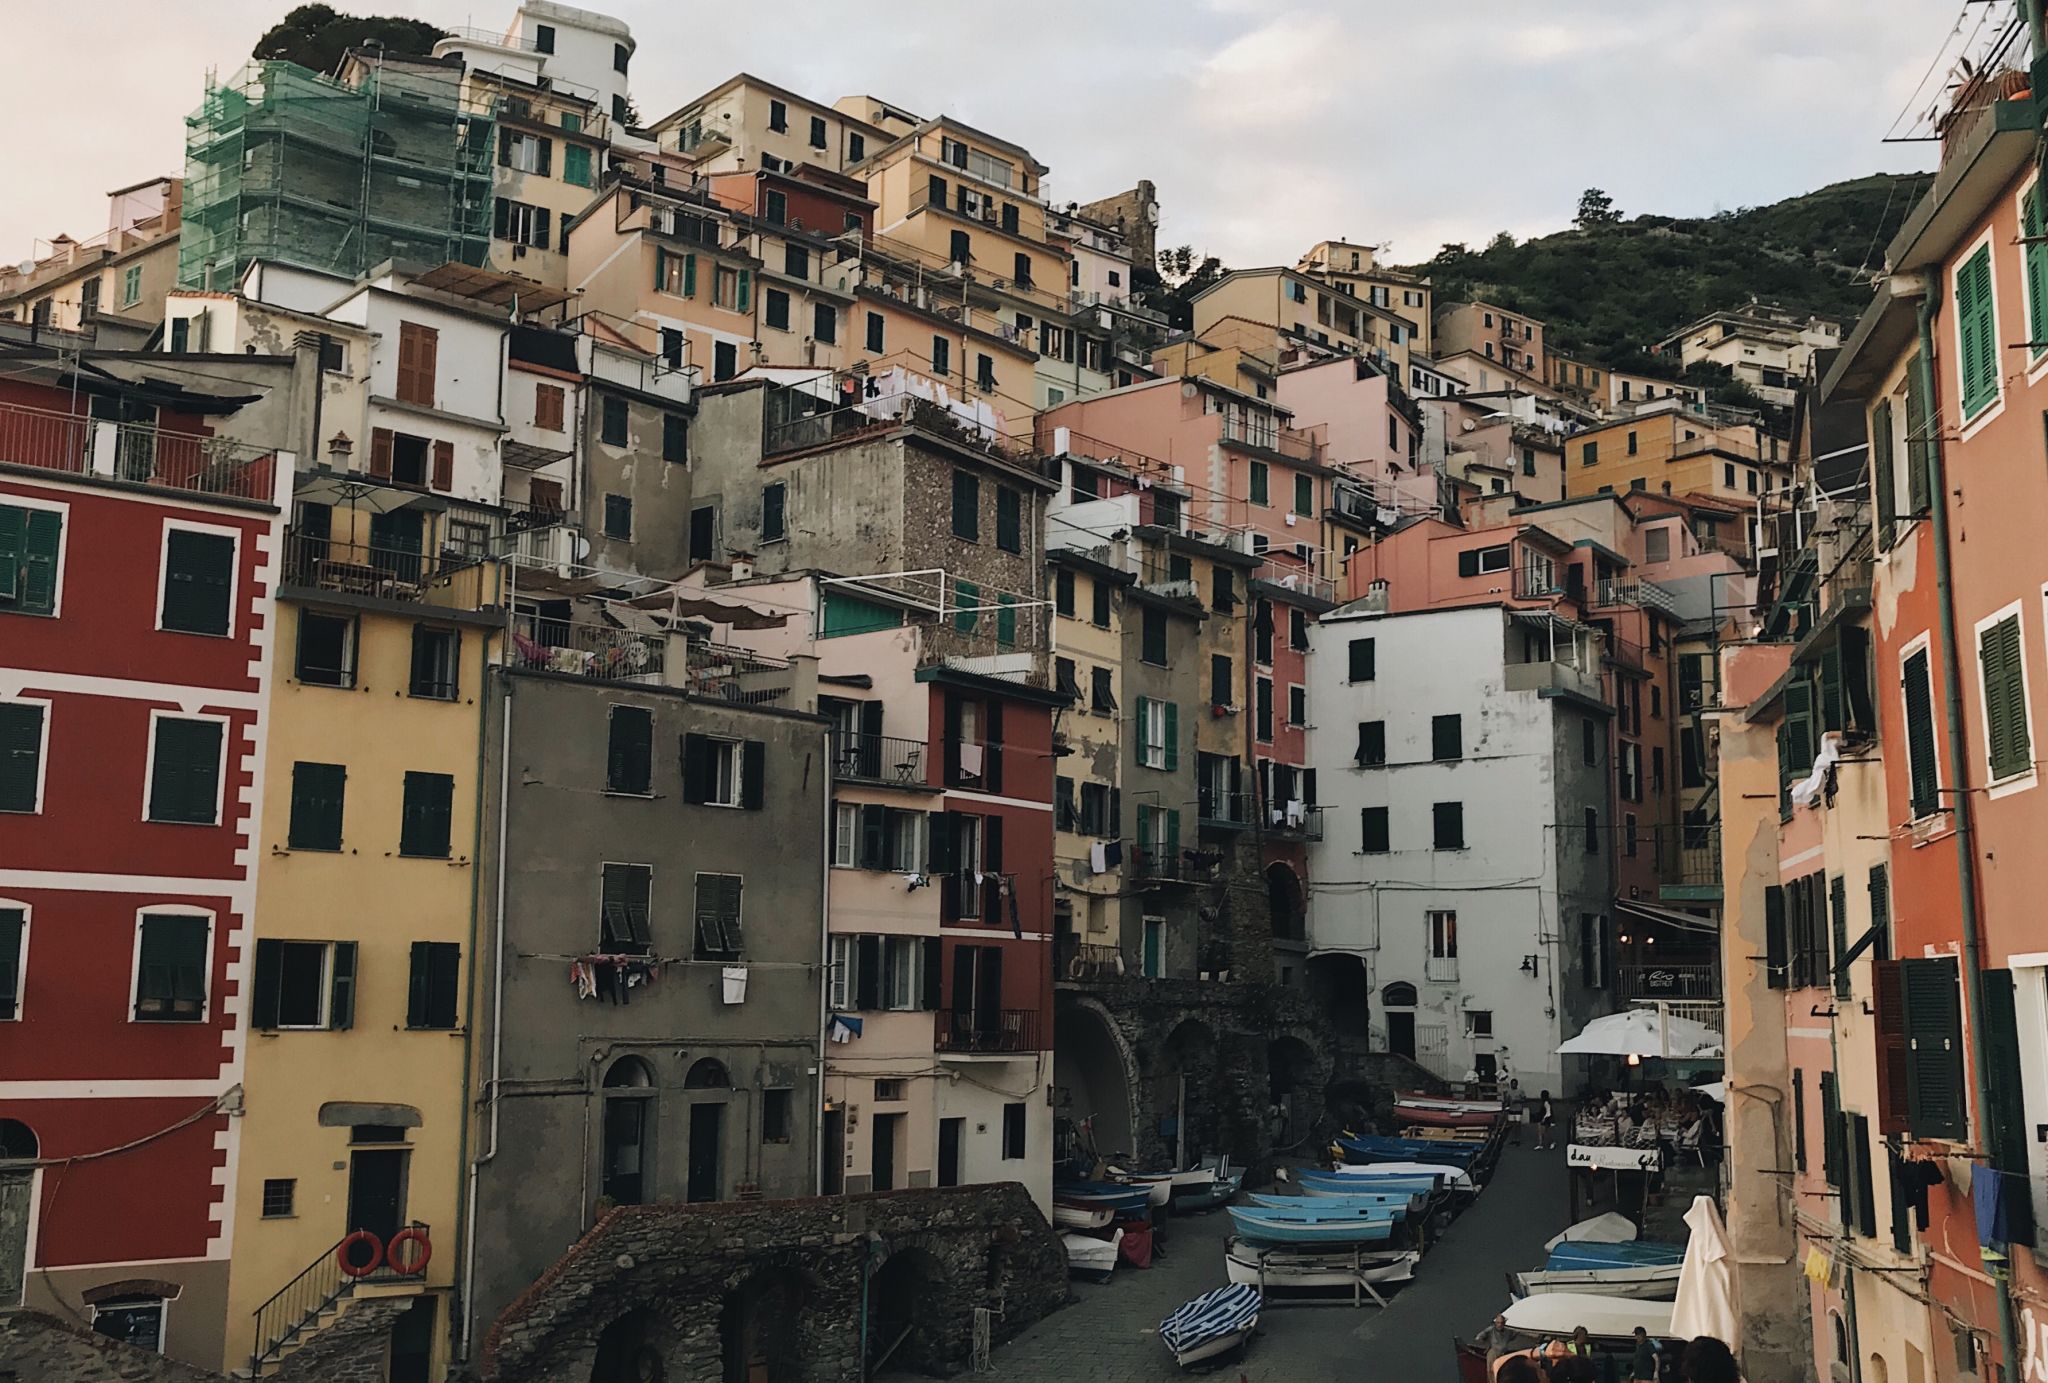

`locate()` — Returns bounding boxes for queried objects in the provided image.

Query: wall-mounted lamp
[1520,955,1539,976]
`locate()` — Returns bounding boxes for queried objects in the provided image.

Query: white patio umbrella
[1693,1081,1728,1103]
[1670,1194,1738,1345]
[1556,1008,1724,1061]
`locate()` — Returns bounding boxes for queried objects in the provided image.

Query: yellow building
[0,176,183,335]
[225,494,501,1380]
[1564,398,1790,504]
[1049,547,1132,959]
[1294,239,1434,356]
[1191,267,1416,373]
[469,69,610,289]
[650,73,892,179]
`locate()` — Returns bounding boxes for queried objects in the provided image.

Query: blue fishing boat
[1227,1206,1398,1247]
[1054,1181,1153,1215]
[1171,1155,1242,1214]
[1545,1239,1686,1272]
[1159,1282,1260,1368]
[1247,1191,1417,1217]
[1294,1169,1442,1197]
[1337,1134,1479,1165]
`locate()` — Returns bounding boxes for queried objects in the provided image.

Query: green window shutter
[0,505,62,614]
[288,761,346,850]
[1162,701,1179,771]
[1136,803,1153,851]
[1829,874,1849,998]
[737,268,751,312]
[1293,472,1313,515]
[683,253,697,297]
[0,907,22,1020]
[1764,884,1787,990]
[1165,806,1181,857]
[951,470,979,541]
[149,717,224,824]
[2027,188,2048,359]
[1981,615,2031,779]
[1903,649,1940,816]
[996,595,1016,648]
[160,529,235,636]
[328,941,357,1030]
[1782,679,1814,779]
[0,701,44,812]
[0,505,20,602]
[1249,462,1268,505]
[1981,968,2039,1246]
[400,771,456,858]
[136,913,209,1020]
[953,580,977,633]
[1901,955,1967,1140]
[1818,645,1844,733]
[1134,697,1151,765]
[1904,354,1932,513]
[564,143,592,188]
[1870,399,1896,549]
[1819,1070,1843,1188]
[1958,246,1999,419]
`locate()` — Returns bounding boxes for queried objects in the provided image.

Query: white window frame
[883,935,920,1011]
[129,904,216,1024]
[1953,227,2005,439]
[154,517,241,638]
[1427,910,1458,960]
[890,810,924,873]
[1899,631,1943,821]
[141,709,231,826]
[1465,1009,1493,1038]
[503,199,549,248]
[1476,544,1511,574]
[1139,700,1168,769]
[0,493,69,620]
[828,934,852,1009]
[1975,599,2038,797]
[505,132,548,174]
[271,939,338,1030]
[0,696,51,815]
[0,897,29,1021]
[2005,953,2048,1239]
[832,803,858,868]
[708,738,740,807]
[1286,682,1306,727]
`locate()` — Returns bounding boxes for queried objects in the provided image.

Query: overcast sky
[1,1,1959,272]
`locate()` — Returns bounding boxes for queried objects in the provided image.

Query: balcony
[1594,578,1680,615]
[1060,942,1127,983]
[504,520,578,572]
[1253,553,1336,604]
[936,1007,1041,1055]
[438,23,540,50]
[1133,844,1200,883]
[831,731,929,788]
[1218,412,1322,465]
[1424,956,1459,983]
[0,400,280,505]
[1504,658,1606,703]
[1261,802,1324,840]
[1512,565,1567,600]
[282,530,498,609]
[1616,964,1719,1002]
[1198,788,1253,830]
[512,613,667,683]
[1654,823,1722,901]
[681,640,797,707]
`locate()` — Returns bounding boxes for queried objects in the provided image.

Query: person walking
[1630,1326,1661,1381]
[1536,1089,1556,1151]
[1507,1078,1524,1146]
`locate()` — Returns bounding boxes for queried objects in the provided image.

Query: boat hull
[1160,1283,1261,1370]
[1226,1240,1420,1289]
[1510,1264,1681,1301]
[1061,1228,1122,1281]
[1052,1203,1113,1231]
[1248,1191,1419,1215]
[1393,1104,1501,1129]
[1227,1207,1397,1246]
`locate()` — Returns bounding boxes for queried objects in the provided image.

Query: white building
[1654,303,1841,408]
[434,1,637,133]
[1305,601,1615,1093]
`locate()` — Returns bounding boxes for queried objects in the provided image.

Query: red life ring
[385,1227,432,1276]
[337,1229,383,1277]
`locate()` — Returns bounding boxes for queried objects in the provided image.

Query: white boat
[1324,1159,1477,1192]
[1062,1228,1122,1281]
[1053,1203,1114,1231]
[1542,1211,1639,1251]
[1225,1238,1420,1290]
[1510,1263,1682,1301]
[1108,1170,1173,1206]
[1159,1282,1260,1368]
[1501,1291,1674,1341]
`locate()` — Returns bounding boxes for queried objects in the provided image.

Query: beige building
[1435,300,1547,385]
[1295,239,1434,355]
[0,177,182,341]
[1655,303,1841,408]
[470,68,611,288]
[1564,396,1790,504]
[650,73,894,178]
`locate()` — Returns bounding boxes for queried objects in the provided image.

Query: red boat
[1396,1091,1504,1114]
[1393,1102,1501,1129]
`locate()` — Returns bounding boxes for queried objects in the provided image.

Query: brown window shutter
[397,322,437,407]
[431,439,454,492]
[370,428,394,479]
[1872,958,1910,1134]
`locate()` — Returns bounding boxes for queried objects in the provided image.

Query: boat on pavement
[1509,1261,1681,1301]
[1227,1206,1398,1246]
[1544,1239,1685,1272]
[1159,1282,1261,1368]
[1225,1238,1421,1290]
[1061,1227,1122,1281]
[1248,1190,1421,1215]
[1051,1202,1114,1231]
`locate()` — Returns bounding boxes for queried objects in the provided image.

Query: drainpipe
[1910,283,2020,1383]
[815,705,831,1195]
[449,616,493,1361]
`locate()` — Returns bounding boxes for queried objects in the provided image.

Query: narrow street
[967,1139,1571,1381]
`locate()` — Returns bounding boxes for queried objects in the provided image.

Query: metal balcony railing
[683,640,793,705]
[936,1007,1040,1054]
[251,1222,429,1372]
[1133,845,1198,882]
[831,731,927,787]
[1616,964,1720,1002]
[283,531,473,605]
[1198,787,1253,827]
[1218,412,1322,464]
[1594,578,1680,615]
[1261,802,1324,840]
[440,23,540,50]
[1424,956,1459,982]
[511,614,666,683]
[1061,942,1127,982]
[0,401,279,503]
[1511,566,1567,600]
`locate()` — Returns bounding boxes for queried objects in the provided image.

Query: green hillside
[1400,173,1934,375]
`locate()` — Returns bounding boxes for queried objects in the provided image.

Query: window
[1249,461,1270,505]
[1289,607,1309,652]
[1456,544,1511,577]
[1432,802,1464,850]
[713,266,750,312]
[148,715,224,825]
[261,1178,295,1218]
[1142,607,1168,665]
[396,322,438,408]
[1091,667,1116,714]
[287,761,346,850]
[682,734,765,809]
[1584,806,1600,854]
[654,248,695,297]
[1582,441,1598,466]
[1900,955,1967,1138]
[1014,252,1032,286]
[399,772,454,858]
[1212,567,1236,611]
[1210,654,1233,707]
[814,302,837,345]
[600,863,653,954]
[1360,806,1389,853]
[160,526,235,636]
[601,394,628,446]
[533,23,555,51]
[996,486,1022,553]
[764,288,791,330]
[1428,910,1458,959]
[494,198,552,248]
[532,382,566,432]
[1902,644,1941,817]
[764,190,788,226]
[0,502,61,618]
[1356,720,1386,766]
[1288,684,1306,726]
[768,99,788,133]
[1954,242,1999,421]
[760,481,787,543]
[1348,637,1375,682]
[848,132,865,163]
[406,941,460,1029]
[932,336,950,376]
[407,625,458,701]
[1137,697,1177,770]
[695,873,745,958]
[603,494,633,541]
[1255,677,1274,741]
[950,228,972,264]
[1431,713,1462,761]
[690,505,716,562]
[809,115,827,149]
[951,470,979,541]
[762,1088,793,1143]
[714,341,737,381]
[1002,1102,1027,1160]
[865,311,884,353]
[976,354,996,392]
[295,612,356,688]
[251,938,355,1030]
[1583,717,1599,766]
[1054,567,1076,617]
[1977,611,2032,780]
[1091,577,1112,628]
[121,264,142,306]
[0,701,47,814]
[133,911,209,1020]
[93,1297,166,1352]
[1293,472,1314,516]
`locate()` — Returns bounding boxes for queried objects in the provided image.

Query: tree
[1151,245,1227,331]
[253,4,448,74]
[1488,231,1518,252]
[1575,188,1622,230]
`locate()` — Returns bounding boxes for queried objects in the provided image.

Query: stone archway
[1151,1019,1219,1168]
[1265,862,1305,942]
[1266,1035,1321,1150]
[591,1306,664,1383]
[719,1266,815,1383]
[867,1247,947,1374]
[1053,994,1138,1167]
[1305,953,1370,1041]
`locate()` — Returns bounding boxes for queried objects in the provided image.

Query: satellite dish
[16,261,34,276]
[1181,381,1198,399]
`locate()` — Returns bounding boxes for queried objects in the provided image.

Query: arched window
[685,1058,731,1089]
[601,1057,655,1206]
[0,1119,36,1160]
[1381,981,1417,1008]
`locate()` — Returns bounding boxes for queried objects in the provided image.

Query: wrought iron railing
[511,615,666,682]
[1261,802,1324,840]
[831,731,927,787]
[0,400,279,503]
[1616,964,1720,1001]
[283,531,462,604]
[936,1007,1039,1053]
[251,1222,428,1371]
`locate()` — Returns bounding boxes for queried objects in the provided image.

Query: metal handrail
[251,1222,429,1370]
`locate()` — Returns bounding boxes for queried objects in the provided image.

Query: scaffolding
[179,58,496,290]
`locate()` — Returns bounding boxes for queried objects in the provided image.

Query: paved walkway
[972,1139,1571,1380]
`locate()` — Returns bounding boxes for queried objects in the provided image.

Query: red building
[0,360,290,1368]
